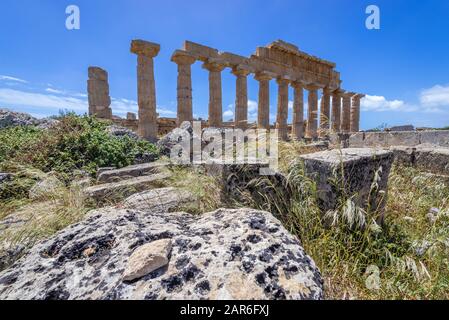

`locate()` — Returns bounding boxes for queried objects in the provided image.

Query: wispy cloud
[420,84,449,111]
[0,88,88,111]
[0,75,28,83]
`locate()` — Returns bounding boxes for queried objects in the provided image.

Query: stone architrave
[130,40,160,141]
[291,82,304,140]
[341,92,355,133]
[331,89,344,133]
[276,78,290,140]
[87,67,112,119]
[350,94,365,132]
[319,88,332,137]
[231,65,251,129]
[254,72,272,130]
[203,59,226,127]
[171,50,196,125]
[305,84,321,139]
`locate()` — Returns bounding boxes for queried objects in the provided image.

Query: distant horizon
[1,0,449,129]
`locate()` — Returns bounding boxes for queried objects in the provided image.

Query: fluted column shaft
[203,61,226,127]
[292,83,304,140]
[171,51,196,125]
[331,90,343,133]
[131,40,160,141]
[276,78,289,140]
[319,88,332,136]
[350,94,365,132]
[232,67,250,129]
[306,85,320,139]
[341,92,355,133]
[255,73,272,129]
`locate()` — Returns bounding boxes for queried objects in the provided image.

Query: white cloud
[0,87,176,118]
[361,95,416,112]
[420,84,449,110]
[0,75,28,83]
[0,88,87,111]
[45,87,66,95]
[223,110,234,119]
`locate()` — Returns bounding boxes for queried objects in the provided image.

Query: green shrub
[0,114,159,179]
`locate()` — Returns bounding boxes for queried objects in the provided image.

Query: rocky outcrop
[106,125,139,140]
[0,109,58,129]
[122,187,196,212]
[84,172,171,201]
[0,207,323,300]
[28,173,64,200]
[97,162,168,183]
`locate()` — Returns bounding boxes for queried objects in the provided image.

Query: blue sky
[1,0,449,129]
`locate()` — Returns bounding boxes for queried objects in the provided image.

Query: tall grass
[232,142,449,299]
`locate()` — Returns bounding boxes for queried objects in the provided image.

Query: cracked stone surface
[0,207,323,300]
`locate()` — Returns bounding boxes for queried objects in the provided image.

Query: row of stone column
[171,50,364,140]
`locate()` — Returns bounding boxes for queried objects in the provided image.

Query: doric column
[203,59,226,127]
[171,50,196,125]
[350,93,365,132]
[130,40,160,141]
[87,67,112,119]
[291,82,304,140]
[276,78,290,140]
[341,92,355,133]
[331,89,344,133]
[232,65,251,129]
[305,84,321,139]
[319,88,332,137]
[254,72,272,130]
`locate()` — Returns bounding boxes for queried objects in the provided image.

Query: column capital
[276,77,290,85]
[342,91,356,98]
[323,87,334,95]
[171,50,196,65]
[231,65,251,77]
[353,93,366,99]
[254,71,275,82]
[291,81,304,89]
[332,88,345,95]
[304,83,323,91]
[202,58,226,72]
[130,40,160,58]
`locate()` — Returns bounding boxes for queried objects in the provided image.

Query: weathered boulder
[0,173,12,184]
[106,125,140,140]
[122,187,196,212]
[28,173,64,200]
[157,121,198,158]
[300,148,394,216]
[84,172,171,201]
[97,162,168,183]
[0,208,323,300]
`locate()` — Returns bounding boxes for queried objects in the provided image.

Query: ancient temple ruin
[87,39,365,141]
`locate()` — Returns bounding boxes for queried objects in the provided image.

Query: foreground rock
[300,148,393,216]
[0,208,323,300]
[122,187,196,212]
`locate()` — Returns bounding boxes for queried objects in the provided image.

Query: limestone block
[97,162,168,183]
[123,239,172,282]
[419,130,449,147]
[300,148,394,215]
